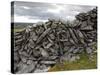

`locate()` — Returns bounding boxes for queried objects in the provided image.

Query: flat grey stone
[40,48,49,57]
[40,61,56,64]
[86,47,93,54]
[17,61,37,73]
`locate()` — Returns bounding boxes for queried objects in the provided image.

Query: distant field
[13,28,25,32]
[11,22,34,32]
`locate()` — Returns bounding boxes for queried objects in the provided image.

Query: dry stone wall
[13,7,97,73]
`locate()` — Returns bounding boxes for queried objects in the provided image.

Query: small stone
[81,25,93,30]
[27,60,33,65]
[86,47,93,54]
[69,56,76,62]
[49,34,55,39]
[75,55,80,60]
[39,48,48,58]
[81,21,88,28]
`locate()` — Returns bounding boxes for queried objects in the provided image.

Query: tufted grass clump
[48,53,97,72]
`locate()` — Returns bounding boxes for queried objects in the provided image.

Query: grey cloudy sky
[12,1,96,23]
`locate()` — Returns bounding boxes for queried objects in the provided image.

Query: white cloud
[22,6,30,9]
[46,4,82,21]
[47,4,66,14]
[14,15,47,23]
[66,16,75,21]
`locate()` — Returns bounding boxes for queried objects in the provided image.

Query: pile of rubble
[13,7,97,73]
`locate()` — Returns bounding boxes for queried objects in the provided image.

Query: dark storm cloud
[12,1,96,22]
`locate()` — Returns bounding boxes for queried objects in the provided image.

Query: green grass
[48,53,97,72]
[13,28,25,32]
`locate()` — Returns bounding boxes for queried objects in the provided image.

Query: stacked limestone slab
[13,7,97,73]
